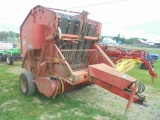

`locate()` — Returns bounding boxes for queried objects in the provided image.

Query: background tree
[124,37,139,44]
[0,31,19,41]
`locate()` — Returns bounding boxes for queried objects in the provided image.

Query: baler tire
[6,55,14,65]
[19,71,36,96]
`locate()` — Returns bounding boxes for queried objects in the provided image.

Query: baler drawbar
[19,5,147,114]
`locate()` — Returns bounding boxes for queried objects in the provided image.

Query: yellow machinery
[116,59,142,73]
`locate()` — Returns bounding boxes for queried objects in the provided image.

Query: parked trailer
[19,5,147,115]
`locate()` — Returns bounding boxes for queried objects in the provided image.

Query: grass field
[0,47,160,120]
[123,46,160,54]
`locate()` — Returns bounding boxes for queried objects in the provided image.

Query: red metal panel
[95,43,116,68]
[90,78,139,104]
[88,63,136,89]
[20,14,34,56]
[35,77,58,97]
[33,24,45,49]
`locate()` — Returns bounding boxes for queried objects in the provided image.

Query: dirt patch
[40,112,63,120]
[40,114,56,120]
[94,115,110,120]
[67,85,125,112]
[63,108,84,115]
[1,99,20,108]
[40,108,84,120]
[0,87,9,94]
[32,97,41,103]
[8,66,24,75]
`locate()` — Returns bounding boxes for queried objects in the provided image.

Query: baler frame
[20,5,147,115]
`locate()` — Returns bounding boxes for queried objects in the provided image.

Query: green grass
[124,46,160,93]
[127,61,160,93]
[0,63,122,120]
[123,46,160,54]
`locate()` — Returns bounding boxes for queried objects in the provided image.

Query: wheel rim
[7,57,9,63]
[20,78,27,93]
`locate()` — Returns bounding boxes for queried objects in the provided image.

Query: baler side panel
[33,24,45,49]
[33,6,57,49]
[20,15,34,57]
[34,6,58,37]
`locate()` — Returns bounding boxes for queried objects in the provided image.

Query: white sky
[0,0,160,39]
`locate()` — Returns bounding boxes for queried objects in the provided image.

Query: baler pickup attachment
[88,63,147,110]
[101,46,158,82]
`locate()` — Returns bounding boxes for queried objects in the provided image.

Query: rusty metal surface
[61,34,99,40]
[88,63,136,89]
[35,77,58,97]
[35,77,91,97]
[95,44,115,68]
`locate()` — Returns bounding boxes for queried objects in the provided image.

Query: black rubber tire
[19,71,36,96]
[6,55,14,65]
[140,63,148,70]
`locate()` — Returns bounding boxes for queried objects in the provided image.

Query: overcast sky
[0,0,159,40]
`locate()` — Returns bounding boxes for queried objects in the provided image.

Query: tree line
[0,31,20,41]
[118,37,147,44]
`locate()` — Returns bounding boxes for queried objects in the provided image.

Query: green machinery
[0,48,21,65]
